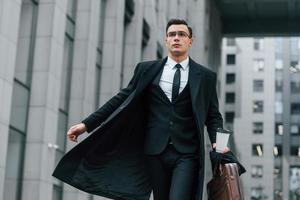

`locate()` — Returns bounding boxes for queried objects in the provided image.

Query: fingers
[68,134,78,143]
[67,125,79,143]
[222,147,230,154]
[212,143,217,149]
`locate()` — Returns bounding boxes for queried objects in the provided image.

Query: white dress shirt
[159,56,189,102]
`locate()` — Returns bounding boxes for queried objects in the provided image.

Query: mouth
[172,44,181,47]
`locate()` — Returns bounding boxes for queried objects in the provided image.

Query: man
[53,19,227,200]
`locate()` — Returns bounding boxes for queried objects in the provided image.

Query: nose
[173,35,180,41]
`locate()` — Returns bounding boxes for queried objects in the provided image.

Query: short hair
[166,18,193,38]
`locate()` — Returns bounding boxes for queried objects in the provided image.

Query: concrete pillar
[121,0,143,87]
[188,0,209,65]
[66,0,104,198]
[142,0,157,61]
[62,0,101,199]
[282,38,291,200]
[99,0,125,105]
[0,0,22,199]
[21,1,68,200]
[167,0,178,19]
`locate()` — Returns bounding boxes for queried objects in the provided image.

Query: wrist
[80,123,87,132]
[212,143,216,149]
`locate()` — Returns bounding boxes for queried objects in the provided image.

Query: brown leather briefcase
[207,163,244,200]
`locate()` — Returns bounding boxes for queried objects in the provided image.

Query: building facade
[220,37,300,200]
[0,0,223,200]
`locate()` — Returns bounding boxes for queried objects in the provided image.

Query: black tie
[172,64,182,102]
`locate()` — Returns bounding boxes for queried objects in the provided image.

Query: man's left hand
[212,143,231,153]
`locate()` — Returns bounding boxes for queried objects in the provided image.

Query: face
[165,24,193,57]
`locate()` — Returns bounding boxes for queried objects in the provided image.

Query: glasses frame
[166,31,191,38]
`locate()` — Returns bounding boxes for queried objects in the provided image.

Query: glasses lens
[167,31,189,38]
[168,32,176,37]
[178,31,187,37]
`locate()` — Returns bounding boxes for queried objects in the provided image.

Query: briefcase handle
[213,163,241,177]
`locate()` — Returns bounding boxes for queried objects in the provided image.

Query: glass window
[275,59,283,71]
[56,111,68,156]
[59,36,73,111]
[275,123,284,135]
[95,52,102,108]
[14,0,38,86]
[225,112,235,123]
[124,0,135,24]
[225,92,235,103]
[4,129,26,200]
[253,101,264,113]
[275,101,283,114]
[226,73,235,84]
[291,103,300,114]
[226,54,236,65]
[142,19,150,48]
[67,0,77,19]
[253,80,264,92]
[291,81,300,93]
[274,168,281,178]
[274,145,282,156]
[253,59,264,72]
[290,61,299,68]
[252,144,263,156]
[290,167,300,200]
[97,0,106,49]
[156,42,163,59]
[10,82,30,132]
[275,80,283,92]
[254,38,264,51]
[253,122,263,134]
[251,165,263,178]
[52,185,63,200]
[291,124,300,135]
[88,195,94,200]
[251,186,265,200]
[290,146,300,157]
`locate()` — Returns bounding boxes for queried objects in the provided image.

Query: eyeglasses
[167,31,190,38]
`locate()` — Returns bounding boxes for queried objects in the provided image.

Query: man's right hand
[67,123,87,143]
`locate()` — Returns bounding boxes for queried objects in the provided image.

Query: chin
[171,51,184,56]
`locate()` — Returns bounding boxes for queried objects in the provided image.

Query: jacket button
[169,121,173,125]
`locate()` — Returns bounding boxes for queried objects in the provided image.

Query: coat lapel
[135,56,204,106]
[188,58,204,109]
[135,57,167,95]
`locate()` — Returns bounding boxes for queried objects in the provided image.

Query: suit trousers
[145,144,199,200]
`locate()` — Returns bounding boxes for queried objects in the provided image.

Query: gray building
[220,37,300,200]
[0,0,223,200]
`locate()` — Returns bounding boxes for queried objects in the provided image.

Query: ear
[189,37,194,47]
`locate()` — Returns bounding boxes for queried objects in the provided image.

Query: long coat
[52,57,223,200]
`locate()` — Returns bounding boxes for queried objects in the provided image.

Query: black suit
[52,57,223,200]
[142,58,201,199]
[143,64,199,155]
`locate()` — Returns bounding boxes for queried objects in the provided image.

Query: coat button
[169,121,173,125]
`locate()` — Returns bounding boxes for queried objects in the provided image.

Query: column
[21,1,68,200]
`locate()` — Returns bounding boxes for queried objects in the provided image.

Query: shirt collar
[166,56,189,71]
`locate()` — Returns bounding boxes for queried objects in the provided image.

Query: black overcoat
[52,57,223,200]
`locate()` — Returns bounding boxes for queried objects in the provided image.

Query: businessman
[53,18,227,200]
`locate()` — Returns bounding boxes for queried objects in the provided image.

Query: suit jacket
[52,57,223,200]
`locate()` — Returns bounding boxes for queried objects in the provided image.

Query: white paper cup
[216,131,230,153]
